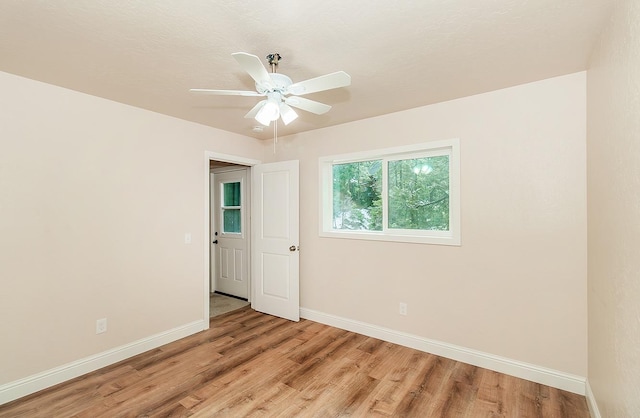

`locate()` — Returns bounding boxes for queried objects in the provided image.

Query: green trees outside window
[388,156,449,231]
[332,156,450,232]
[333,160,382,230]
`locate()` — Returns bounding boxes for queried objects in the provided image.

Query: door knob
[289,245,299,252]
[213,240,218,244]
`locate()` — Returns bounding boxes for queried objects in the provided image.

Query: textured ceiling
[0,1,613,140]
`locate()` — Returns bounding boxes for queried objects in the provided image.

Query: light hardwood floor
[0,307,590,417]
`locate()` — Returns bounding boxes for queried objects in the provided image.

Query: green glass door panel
[221,181,242,234]
[223,209,241,233]
[223,182,241,206]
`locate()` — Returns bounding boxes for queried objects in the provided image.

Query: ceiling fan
[190,52,351,127]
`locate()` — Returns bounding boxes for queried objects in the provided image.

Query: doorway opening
[204,152,261,327]
[210,160,251,319]
[203,151,300,327]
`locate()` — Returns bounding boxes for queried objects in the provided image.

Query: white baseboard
[2,310,589,406]
[0,319,207,405]
[585,380,602,418]
[300,308,586,395]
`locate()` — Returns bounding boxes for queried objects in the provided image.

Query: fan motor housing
[256,73,293,94]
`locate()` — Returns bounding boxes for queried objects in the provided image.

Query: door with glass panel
[213,169,249,299]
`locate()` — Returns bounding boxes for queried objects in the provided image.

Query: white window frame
[319,138,460,246]
[219,179,243,238]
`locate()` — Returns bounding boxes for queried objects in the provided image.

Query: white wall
[587,0,640,415]
[0,68,590,402]
[0,71,263,386]
[265,72,587,377]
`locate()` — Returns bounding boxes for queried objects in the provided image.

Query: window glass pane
[223,209,241,233]
[388,155,449,231]
[223,182,241,206]
[332,160,382,231]
[321,139,460,245]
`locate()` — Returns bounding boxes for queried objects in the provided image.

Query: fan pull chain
[273,121,278,153]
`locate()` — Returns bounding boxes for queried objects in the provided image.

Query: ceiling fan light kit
[190,52,351,129]
[255,95,281,126]
[279,103,298,125]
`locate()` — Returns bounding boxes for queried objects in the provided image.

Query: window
[221,181,241,234]
[320,139,460,245]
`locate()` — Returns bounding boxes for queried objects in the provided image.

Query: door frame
[203,151,261,329]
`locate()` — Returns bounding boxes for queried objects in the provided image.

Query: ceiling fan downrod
[266,53,281,73]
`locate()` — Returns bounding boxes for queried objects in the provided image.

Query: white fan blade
[189,88,263,97]
[287,71,351,96]
[285,96,331,115]
[232,52,272,88]
[244,100,267,119]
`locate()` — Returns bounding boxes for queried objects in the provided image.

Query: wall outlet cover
[96,318,107,334]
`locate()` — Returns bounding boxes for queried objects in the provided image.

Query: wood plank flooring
[0,307,590,417]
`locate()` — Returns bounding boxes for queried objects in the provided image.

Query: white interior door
[251,160,300,321]
[213,169,249,299]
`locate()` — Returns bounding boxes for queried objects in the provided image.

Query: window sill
[319,230,460,246]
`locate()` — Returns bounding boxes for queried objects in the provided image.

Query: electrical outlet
[96,318,107,334]
[399,302,408,316]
